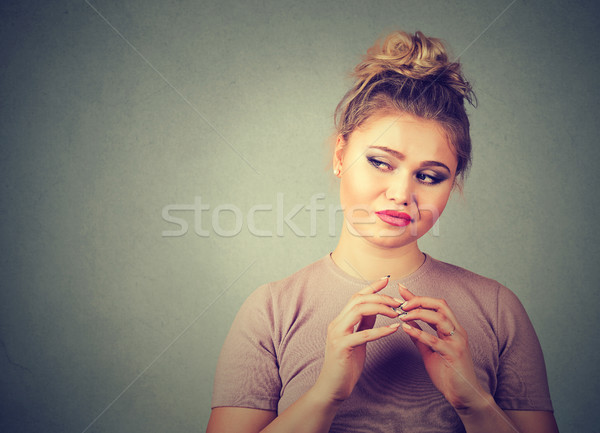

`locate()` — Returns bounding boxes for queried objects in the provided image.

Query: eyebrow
[368,145,452,173]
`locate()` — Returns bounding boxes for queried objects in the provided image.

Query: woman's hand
[312,277,402,405]
[397,284,489,412]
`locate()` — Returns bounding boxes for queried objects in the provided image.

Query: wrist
[260,384,344,433]
[452,390,495,417]
[453,392,520,433]
[307,382,346,411]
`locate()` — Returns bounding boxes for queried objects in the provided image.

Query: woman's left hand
[397,284,489,412]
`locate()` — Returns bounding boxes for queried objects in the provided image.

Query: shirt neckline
[323,251,434,287]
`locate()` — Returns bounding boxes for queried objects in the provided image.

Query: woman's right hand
[312,276,402,404]
[209,278,404,433]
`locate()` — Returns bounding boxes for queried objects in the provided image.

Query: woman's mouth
[375,210,413,227]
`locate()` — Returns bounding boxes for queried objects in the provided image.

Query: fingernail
[391,307,408,316]
[389,322,401,329]
[402,323,412,331]
[400,301,408,310]
[398,282,407,289]
[380,275,390,280]
[393,297,403,303]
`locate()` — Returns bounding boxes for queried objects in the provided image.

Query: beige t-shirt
[211,253,553,432]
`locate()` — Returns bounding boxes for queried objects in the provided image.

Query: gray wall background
[1,0,598,431]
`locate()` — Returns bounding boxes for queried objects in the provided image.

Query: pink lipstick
[375,210,412,227]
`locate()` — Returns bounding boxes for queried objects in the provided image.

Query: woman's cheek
[417,192,451,230]
[341,173,373,208]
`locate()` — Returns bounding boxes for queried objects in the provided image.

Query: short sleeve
[210,284,281,411]
[494,285,553,411]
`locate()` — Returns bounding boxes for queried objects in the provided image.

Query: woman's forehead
[348,114,458,166]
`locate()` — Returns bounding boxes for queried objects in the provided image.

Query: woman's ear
[332,135,346,177]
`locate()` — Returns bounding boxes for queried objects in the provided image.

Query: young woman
[207,30,559,433]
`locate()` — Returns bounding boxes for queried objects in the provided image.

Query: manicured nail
[391,307,408,316]
[402,323,412,331]
[398,282,407,289]
[389,322,401,329]
[380,275,391,280]
[400,301,408,310]
[393,297,403,303]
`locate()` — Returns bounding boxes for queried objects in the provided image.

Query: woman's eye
[367,157,391,171]
[417,172,443,184]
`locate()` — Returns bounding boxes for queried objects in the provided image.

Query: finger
[397,283,417,301]
[336,303,401,333]
[400,320,436,358]
[399,308,458,337]
[402,322,448,356]
[398,290,459,324]
[339,292,403,317]
[359,293,403,307]
[345,322,401,348]
[338,278,398,317]
[357,276,391,296]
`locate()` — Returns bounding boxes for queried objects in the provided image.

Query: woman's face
[334,112,458,249]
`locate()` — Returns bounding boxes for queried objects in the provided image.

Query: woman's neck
[331,226,426,282]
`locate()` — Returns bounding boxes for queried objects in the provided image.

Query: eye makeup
[367,146,452,173]
[416,171,448,185]
[367,156,392,171]
[366,156,449,185]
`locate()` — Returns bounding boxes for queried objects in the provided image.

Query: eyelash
[366,157,445,185]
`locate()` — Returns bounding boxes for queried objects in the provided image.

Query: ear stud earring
[333,168,341,176]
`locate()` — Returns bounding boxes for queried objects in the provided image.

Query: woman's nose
[385,176,414,206]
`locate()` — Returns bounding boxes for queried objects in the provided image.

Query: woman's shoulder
[271,254,332,287]
[420,255,501,287]
[421,255,521,303]
[423,256,534,339]
[246,254,333,303]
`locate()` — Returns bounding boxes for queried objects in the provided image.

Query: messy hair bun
[335,30,476,185]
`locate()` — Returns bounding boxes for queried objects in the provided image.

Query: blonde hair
[334,30,476,186]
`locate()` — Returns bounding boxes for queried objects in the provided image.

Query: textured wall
[1,0,598,431]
